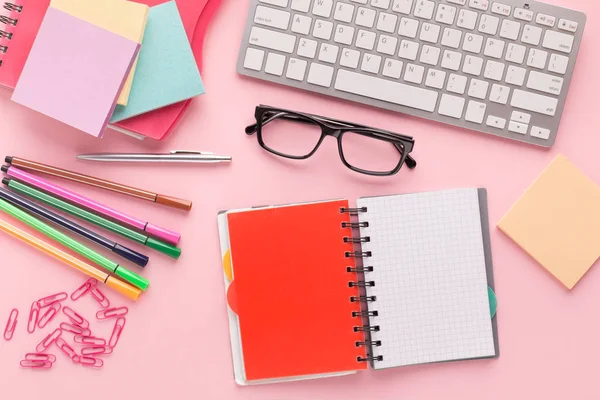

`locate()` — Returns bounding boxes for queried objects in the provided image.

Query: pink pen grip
[146,223,180,245]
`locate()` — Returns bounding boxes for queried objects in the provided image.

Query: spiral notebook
[218,189,499,385]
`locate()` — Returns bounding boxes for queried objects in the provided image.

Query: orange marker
[0,218,141,300]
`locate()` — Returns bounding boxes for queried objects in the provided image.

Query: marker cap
[113,244,149,267]
[146,237,181,259]
[155,195,192,211]
[145,222,180,245]
[114,267,149,291]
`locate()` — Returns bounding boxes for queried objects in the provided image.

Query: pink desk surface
[1,0,600,398]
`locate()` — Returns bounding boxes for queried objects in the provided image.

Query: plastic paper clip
[37,292,68,308]
[71,278,97,301]
[60,322,91,336]
[63,306,89,329]
[81,345,112,356]
[20,360,52,369]
[37,302,61,329]
[3,308,18,341]
[25,353,57,363]
[36,328,62,353]
[74,335,106,346]
[55,337,77,360]
[96,306,128,320]
[76,356,103,368]
[90,287,110,308]
[27,301,40,334]
[108,317,126,348]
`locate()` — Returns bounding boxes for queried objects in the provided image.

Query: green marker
[3,178,181,259]
[0,198,149,291]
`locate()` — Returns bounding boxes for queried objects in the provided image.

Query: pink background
[1,0,600,398]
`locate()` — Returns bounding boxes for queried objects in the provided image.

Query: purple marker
[1,165,180,245]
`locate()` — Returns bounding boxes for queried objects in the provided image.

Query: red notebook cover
[226,200,368,381]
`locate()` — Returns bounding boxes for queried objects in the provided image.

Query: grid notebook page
[357,189,495,369]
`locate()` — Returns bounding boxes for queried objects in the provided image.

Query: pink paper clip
[55,337,77,360]
[81,345,112,356]
[37,302,61,329]
[20,360,52,369]
[76,356,103,368]
[108,317,126,348]
[90,287,110,308]
[60,322,91,336]
[96,306,128,320]
[27,301,40,334]
[71,278,98,301]
[36,292,68,308]
[3,308,18,341]
[74,335,106,346]
[25,353,57,363]
[63,306,89,329]
[36,328,62,353]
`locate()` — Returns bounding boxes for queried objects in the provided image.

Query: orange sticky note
[498,155,600,289]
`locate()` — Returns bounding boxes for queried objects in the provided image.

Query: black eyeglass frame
[246,105,417,176]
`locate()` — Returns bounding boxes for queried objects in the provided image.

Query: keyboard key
[510,89,558,116]
[447,73,467,94]
[558,19,578,33]
[489,83,510,104]
[286,58,307,80]
[413,0,435,19]
[511,111,530,124]
[478,15,499,35]
[398,17,419,37]
[491,2,511,16]
[340,48,361,67]
[469,0,489,10]
[377,34,398,55]
[505,65,526,86]
[526,70,564,95]
[441,50,462,70]
[542,30,574,54]
[463,55,483,76]
[265,53,286,75]
[244,48,265,71]
[356,29,377,49]
[468,79,489,99]
[312,0,334,17]
[514,7,533,22]
[465,100,487,123]
[419,23,440,43]
[484,60,505,81]
[548,54,569,75]
[441,28,462,48]
[508,120,527,134]
[398,39,419,60]
[350,0,368,3]
[297,38,318,58]
[291,0,310,12]
[392,0,413,14]
[425,68,446,88]
[521,25,542,46]
[457,9,477,30]
[377,12,398,33]
[484,38,505,59]
[371,0,391,9]
[527,48,547,69]
[438,94,465,118]
[307,62,335,86]
[334,69,439,111]
[463,33,483,53]
[334,2,355,23]
[313,19,334,40]
[259,0,288,7]
[435,4,456,25]
[334,25,355,45]
[382,58,404,78]
[486,115,506,129]
[536,13,556,27]
[530,126,551,139]
[255,6,291,30]
[319,43,340,64]
[361,53,382,73]
[447,0,466,5]
[291,14,312,35]
[404,63,425,83]
[419,45,440,65]
[505,43,526,64]
[356,7,377,27]
[499,19,520,40]
[249,27,296,53]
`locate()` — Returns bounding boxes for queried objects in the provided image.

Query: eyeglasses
[245,105,417,176]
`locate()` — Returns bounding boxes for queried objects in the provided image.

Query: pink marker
[2,166,180,245]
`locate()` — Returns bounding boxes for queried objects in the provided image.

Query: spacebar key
[334,69,439,112]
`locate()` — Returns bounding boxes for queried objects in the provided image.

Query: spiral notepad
[218,189,499,385]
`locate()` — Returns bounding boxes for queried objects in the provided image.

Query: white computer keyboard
[236,0,586,147]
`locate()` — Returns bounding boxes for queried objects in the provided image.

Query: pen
[1,165,181,245]
[4,156,193,211]
[0,198,149,291]
[77,150,232,163]
[0,187,149,267]
[0,217,141,300]
[2,178,181,259]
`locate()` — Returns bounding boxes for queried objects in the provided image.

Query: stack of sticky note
[11,0,204,138]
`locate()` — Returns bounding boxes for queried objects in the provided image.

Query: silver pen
[77,150,232,163]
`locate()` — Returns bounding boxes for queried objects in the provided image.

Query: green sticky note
[488,287,497,318]
[110,1,204,123]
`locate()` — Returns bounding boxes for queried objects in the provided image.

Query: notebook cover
[0,0,50,90]
[110,0,205,123]
[498,155,600,289]
[225,200,367,382]
[50,0,149,106]
[11,7,140,137]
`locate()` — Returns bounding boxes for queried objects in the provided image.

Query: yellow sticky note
[498,155,600,289]
[50,0,149,106]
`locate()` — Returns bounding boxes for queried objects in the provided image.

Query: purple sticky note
[12,7,140,138]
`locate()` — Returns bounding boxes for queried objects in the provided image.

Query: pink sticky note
[11,7,140,138]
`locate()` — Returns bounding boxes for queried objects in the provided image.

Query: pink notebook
[12,7,140,137]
